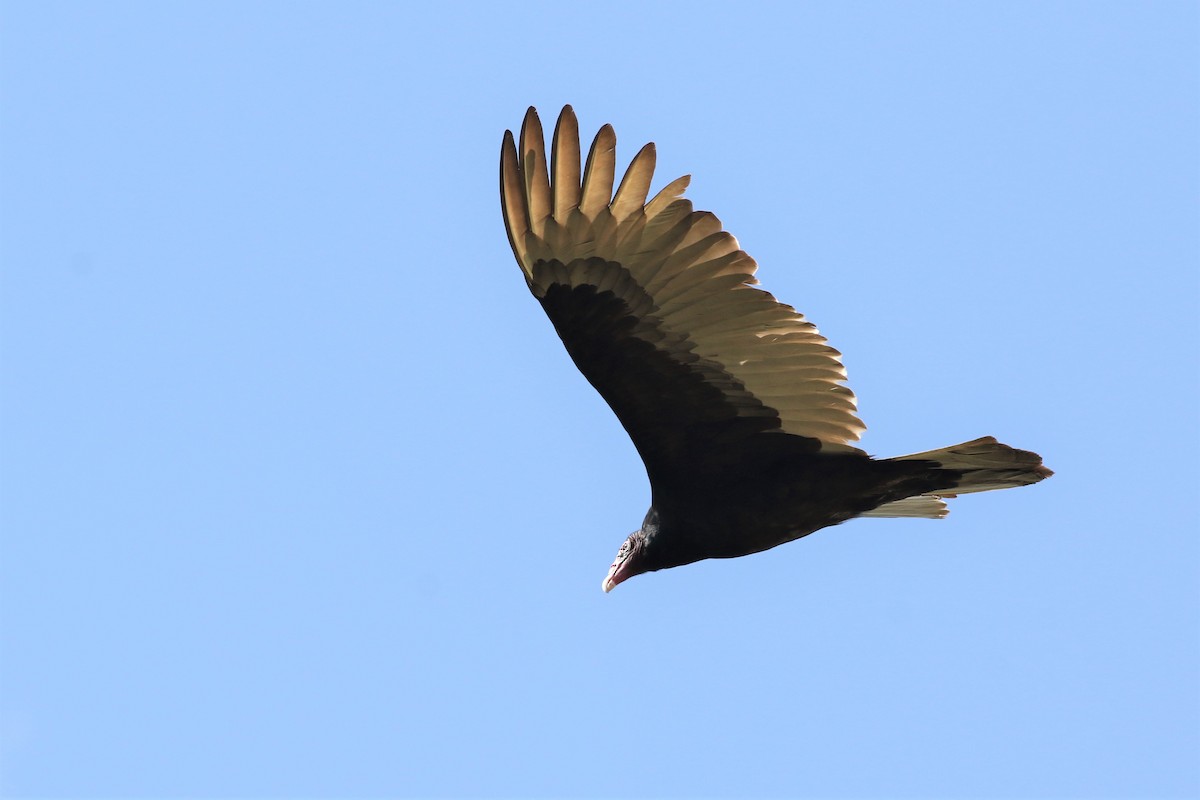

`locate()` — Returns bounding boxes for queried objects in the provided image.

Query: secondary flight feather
[500,106,1051,592]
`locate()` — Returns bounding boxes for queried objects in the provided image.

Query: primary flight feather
[500,106,1051,592]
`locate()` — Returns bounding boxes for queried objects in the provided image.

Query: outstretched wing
[500,106,866,486]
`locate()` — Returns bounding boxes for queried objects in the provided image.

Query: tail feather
[860,495,949,519]
[890,436,1052,497]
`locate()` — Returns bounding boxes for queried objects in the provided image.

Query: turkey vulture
[500,106,1051,593]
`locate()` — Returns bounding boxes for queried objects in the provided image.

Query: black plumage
[500,106,1051,592]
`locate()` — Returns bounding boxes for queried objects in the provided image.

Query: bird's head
[602,510,662,593]
[602,531,647,593]
[600,534,648,592]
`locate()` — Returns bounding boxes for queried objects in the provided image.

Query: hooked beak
[602,558,634,593]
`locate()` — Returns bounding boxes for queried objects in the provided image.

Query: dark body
[537,259,959,573]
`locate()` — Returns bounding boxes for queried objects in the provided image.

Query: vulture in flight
[500,106,1051,593]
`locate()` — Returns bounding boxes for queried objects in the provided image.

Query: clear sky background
[1,2,1197,797]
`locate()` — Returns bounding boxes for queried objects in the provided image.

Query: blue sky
[1,1,1197,797]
